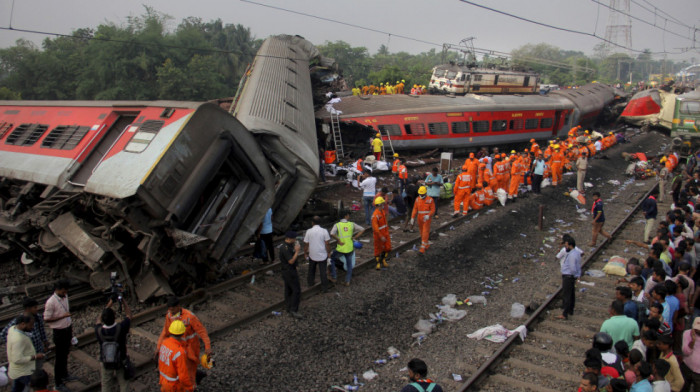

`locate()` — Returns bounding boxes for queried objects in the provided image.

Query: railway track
[38,189,488,391]
[458,182,661,391]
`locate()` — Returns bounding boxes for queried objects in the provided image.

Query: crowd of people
[1,280,213,392]
[350,80,429,96]
[576,150,700,391]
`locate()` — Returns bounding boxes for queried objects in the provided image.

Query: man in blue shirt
[530,152,546,194]
[641,189,659,243]
[556,236,582,320]
[652,284,677,332]
[424,167,443,219]
[590,192,612,247]
[256,208,274,263]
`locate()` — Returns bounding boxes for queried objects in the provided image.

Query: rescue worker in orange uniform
[361,85,369,95]
[469,183,485,211]
[355,158,364,173]
[483,158,497,190]
[494,154,508,191]
[158,320,194,392]
[410,186,435,254]
[156,296,211,388]
[550,145,564,186]
[397,160,408,195]
[392,153,401,190]
[476,159,487,187]
[543,141,554,160]
[508,152,525,200]
[396,80,405,95]
[372,197,391,270]
[453,166,473,217]
[667,153,679,171]
[483,182,495,206]
[529,139,541,157]
[463,153,479,189]
[379,83,387,95]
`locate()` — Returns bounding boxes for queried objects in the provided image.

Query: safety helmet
[374,196,386,205]
[376,133,381,137]
[510,150,516,154]
[200,354,214,369]
[393,153,399,157]
[169,320,186,335]
[418,186,427,195]
[402,79,405,82]
[396,81,399,83]
[530,139,535,143]
[609,131,613,135]
[553,144,560,149]
[380,82,384,85]
[585,130,589,134]
[593,332,613,351]
[549,140,554,144]
[338,162,343,166]
[660,156,667,163]
[353,240,363,249]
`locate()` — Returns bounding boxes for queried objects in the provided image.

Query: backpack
[98,324,122,370]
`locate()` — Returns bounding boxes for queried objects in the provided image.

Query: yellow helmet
[660,156,667,163]
[396,81,399,84]
[374,196,386,205]
[418,186,427,195]
[549,140,554,144]
[393,153,399,157]
[376,133,381,137]
[169,320,186,335]
[553,144,560,149]
[380,82,384,85]
[510,150,516,154]
[402,79,405,83]
[584,130,589,134]
[201,354,214,369]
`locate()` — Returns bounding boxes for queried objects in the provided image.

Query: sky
[0,0,699,63]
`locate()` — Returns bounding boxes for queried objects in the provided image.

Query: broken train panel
[233,35,320,231]
[0,101,275,301]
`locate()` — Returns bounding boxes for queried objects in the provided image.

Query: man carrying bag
[95,297,132,392]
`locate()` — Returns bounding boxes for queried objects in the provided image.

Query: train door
[70,113,137,186]
[523,76,530,87]
[551,110,563,136]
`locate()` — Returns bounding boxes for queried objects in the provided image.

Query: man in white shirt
[359,172,377,226]
[44,279,75,389]
[304,216,332,292]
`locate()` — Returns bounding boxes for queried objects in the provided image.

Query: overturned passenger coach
[0,35,320,301]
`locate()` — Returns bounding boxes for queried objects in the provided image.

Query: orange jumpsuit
[453,171,472,215]
[158,337,194,392]
[356,159,364,173]
[530,142,541,157]
[667,154,678,170]
[550,150,564,186]
[469,189,485,211]
[587,143,596,158]
[483,165,497,190]
[483,186,495,206]
[508,158,524,198]
[494,160,508,191]
[392,159,400,174]
[361,86,369,95]
[464,158,479,188]
[396,83,404,94]
[543,146,553,161]
[476,162,486,186]
[372,207,391,256]
[412,196,435,253]
[157,309,211,386]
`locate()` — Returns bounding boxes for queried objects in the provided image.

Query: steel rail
[457,183,658,392]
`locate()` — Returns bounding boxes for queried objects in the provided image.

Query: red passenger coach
[319,83,618,151]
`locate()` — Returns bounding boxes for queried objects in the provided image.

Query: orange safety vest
[372,208,390,236]
[483,187,495,205]
[158,337,194,392]
[469,190,485,210]
[668,154,678,170]
[157,309,211,366]
[398,165,408,180]
[551,151,564,165]
[356,160,363,172]
[392,159,400,173]
[454,172,472,192]
[411,196,435,220]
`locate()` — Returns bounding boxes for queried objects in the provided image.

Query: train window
[5,123,48,146]
[473,75,483,82]
[540,118,554,129]
[509,119,523,130]
[451,121,470,134]
[428,122,449,135]
[378,124,402,137]
[680,101,700,115]
[404,123,426,136]
[447,71,457,79]
[460,74,466,82]
[472,121,489,133]
[125,120,165,153]
[491,120,507,132]
[525,119,538,129]
[41,125,90,150]
[0,122,12,139]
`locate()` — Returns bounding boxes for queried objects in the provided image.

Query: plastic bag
[440,307,467,321]
[510,303,525,318]
[496,189,507,206]
[541,178,551,188]
[363,370,378,380]
[586,269,606,278]
[468,295,487,306]
[414,319,435,335]
[442,294,457,307]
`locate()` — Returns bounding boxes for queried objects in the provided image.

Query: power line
[636,0,694,30]
[457,0,690,55]
[589,0,693,42]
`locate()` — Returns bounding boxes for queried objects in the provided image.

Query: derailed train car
[0,35,320,301]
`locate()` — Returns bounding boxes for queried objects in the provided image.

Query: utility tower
[603,0,632,55]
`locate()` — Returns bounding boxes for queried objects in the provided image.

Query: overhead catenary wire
[588,0,693,42]
[457,0,691,55]
[635,0,695,30]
